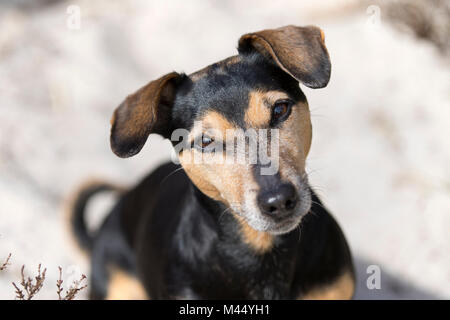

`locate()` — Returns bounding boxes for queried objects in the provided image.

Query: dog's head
[110,25,330,237]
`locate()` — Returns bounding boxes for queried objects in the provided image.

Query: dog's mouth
[266,214,304,234]
[261,204,309,235]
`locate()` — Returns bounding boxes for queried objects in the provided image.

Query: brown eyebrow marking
[187,110,236,144]
[245,91,271,128]
[201,110,236,131]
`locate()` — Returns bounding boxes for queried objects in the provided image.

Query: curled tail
[69,181,124,252]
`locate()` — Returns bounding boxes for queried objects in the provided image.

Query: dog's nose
[257,183,298,218]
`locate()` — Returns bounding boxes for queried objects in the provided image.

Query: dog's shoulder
[119,162,189,245]
[291,190,355,299]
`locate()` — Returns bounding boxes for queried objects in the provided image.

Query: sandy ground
[0,0,449,299]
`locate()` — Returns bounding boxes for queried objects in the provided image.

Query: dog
[69,25,355,300]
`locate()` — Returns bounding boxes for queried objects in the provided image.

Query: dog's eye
[201,136,214,148]
[192,134,216,152]
[271,100,292,124]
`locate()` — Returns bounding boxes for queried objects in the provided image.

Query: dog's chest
[229,251,296,299]
[183,242,297,299]
[168,254,295,299]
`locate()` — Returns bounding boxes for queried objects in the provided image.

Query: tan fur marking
[245,91,271,127]
[181,161,224,201]
[202,110,236,131]
[106,269,148,300]
[301,271,355,300]
[245,91,292,128]
[320,29,325,42]
[110,112,116,126]
[235,214,274,253]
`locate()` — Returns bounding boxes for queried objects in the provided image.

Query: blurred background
[0,0,449,299]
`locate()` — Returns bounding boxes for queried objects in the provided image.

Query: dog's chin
[265,215,304,235]
[243,207,310,235]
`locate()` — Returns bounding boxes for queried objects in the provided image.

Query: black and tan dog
[70,25,355,299]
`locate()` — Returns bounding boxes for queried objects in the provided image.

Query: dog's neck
[190,183,227,218]
[178,181,303,298]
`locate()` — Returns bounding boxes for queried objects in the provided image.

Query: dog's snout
[257,183,298,218]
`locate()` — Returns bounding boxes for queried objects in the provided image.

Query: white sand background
[0,0,449,299]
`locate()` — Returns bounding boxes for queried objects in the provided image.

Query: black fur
[73,163,354,299]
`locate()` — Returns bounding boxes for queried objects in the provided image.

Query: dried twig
[0,253,11,271]
[12,282,25,300]
[9,263,87,300]
[56,266,88,300]
[12,264,47,300]
[56,267,64,300]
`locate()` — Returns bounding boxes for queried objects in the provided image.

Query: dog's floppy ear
[110,72,181,158]
[238,25,331,88]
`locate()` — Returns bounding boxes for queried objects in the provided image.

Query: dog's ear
[238,25,331,88]
[110,72,181,158]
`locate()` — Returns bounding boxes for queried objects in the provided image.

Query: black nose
[257,183,298,218]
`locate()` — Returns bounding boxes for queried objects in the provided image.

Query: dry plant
[0,253,11,271]
[12,264,47,300]
[9,262,87,300]
[56,266,87,300]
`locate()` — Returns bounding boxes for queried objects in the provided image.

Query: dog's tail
[68,181,124,252]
